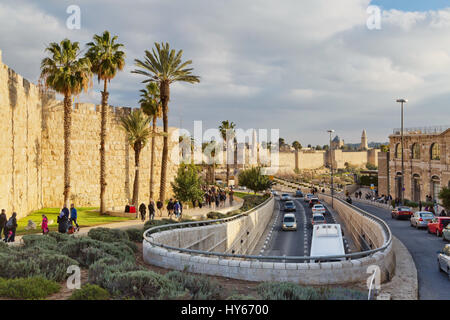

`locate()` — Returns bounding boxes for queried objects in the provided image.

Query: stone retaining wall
[143,196,396,285]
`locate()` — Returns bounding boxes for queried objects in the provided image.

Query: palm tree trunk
[226,164,230,187]
[63,93,72,207]
[132,145,141,207]
[100,80,109,215]
[159,81,170,204]
[149,115,156,202]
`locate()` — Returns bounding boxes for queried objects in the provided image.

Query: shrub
[47,231,72,243]
[144,219,174,230]
[0,277,60,299]
[69,284,110,300]
[165,271,223,300]
[88,227,129,243]
[125,228,144,242]
[226,294,257,300]
[88,257,141,289]
[257,282,366,300]
[22,234,59,251]
[206,212,227,220]
[108,270,187,300]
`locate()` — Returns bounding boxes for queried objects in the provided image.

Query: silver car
[437,244,450,279]
[443,224,450,241]
[410,211,435,229]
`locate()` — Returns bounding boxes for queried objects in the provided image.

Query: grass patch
[16,207,136,236]
[0,277,61,300]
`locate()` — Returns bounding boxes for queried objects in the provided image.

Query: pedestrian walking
[57,207,69,234]
[70,204,79,231]
[418,201,422,211]
[0,209,7,239]
[156,200,163,217]
[173,200,181,219]
[229,188,234,205]
[139,203,147,221]
[41,214,49,235]
[148,200,155,221]
[4,212,17,242]
[167,199,174,218]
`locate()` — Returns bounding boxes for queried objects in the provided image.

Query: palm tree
[132,42,200,204]
[40,39,92,206]
[292,141,302,150]
[85,30,125,215]
[139,82,162,202]
[120,109,151,207]
[219,120,236,186]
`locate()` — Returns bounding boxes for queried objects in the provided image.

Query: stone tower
[360,129,368,150]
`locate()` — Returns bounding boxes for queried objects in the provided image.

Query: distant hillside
[343,142,388,150]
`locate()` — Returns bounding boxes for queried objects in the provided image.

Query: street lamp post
[396,99,407,206]
[327,129,335,208]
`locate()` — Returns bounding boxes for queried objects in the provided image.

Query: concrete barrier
[143,194,395,285]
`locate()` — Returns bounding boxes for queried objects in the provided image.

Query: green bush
[165,271,223,300]
[88,257,142,289]
[126,228,144,242]
[257,282,366,300]
[206,212,227,220]
[22,234,59,251]
[47,232,72,243]
[69,284,110,300]
[144,219,174,230]
[0,277,60,299]
[226,294,257,300]
[88,227,129,243]
[108,270,187,300]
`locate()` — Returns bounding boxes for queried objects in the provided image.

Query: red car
[427,217,450,237]
[391,206,413,220]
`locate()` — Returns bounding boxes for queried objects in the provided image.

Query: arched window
[395,143,402,159]
[431,176,440,202]
[411,143,420,160]
[430,143,440,160]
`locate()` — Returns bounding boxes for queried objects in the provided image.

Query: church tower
[360,129,368,150]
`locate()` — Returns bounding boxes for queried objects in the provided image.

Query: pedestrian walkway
[11,197,244,244]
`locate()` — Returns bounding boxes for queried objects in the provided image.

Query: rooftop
[392,125,449,136]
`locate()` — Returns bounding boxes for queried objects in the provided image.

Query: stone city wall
[0,51,179,218]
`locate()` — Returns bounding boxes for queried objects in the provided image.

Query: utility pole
[396,99,407,206]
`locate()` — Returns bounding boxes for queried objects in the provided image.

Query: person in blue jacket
[70,203,79,231]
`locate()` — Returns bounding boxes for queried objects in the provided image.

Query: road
[263,192,337,260]
[352,201,450,300]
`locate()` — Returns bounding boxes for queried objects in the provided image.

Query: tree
[278,138,285,146]
[292,141,302,150]
[120,109,151,207]
[139,82,163,202]
[380,144,390,153]
[40,39,92,206]
[171,163,204,204]
[133,42,200,204]
[219,120,236,186]
[323,145,329,150]
[438,187,450,212]
[316,145,322,150]
[238,167,273,194]
[307,144,312,148]
[85,30,125,214]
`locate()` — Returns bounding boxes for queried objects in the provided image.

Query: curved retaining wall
[143,196,395,285]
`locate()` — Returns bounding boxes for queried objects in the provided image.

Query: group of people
[56,203,79,234]
[203,186,234,209]
[0,210,18,242]
[138,201,157,221]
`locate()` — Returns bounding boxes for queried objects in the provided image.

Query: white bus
[309,224,346,262]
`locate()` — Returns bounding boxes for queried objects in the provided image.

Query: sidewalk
[11,197,244,244]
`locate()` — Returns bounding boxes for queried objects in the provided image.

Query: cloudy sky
[1,0,450,146]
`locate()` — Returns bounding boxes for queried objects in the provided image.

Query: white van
[282,213,297,231]
[310,224,346,262]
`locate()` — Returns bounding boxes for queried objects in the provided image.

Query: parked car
[304,194,314,202]
[428,217,450,237]
[437,244,450,279]
[311,213,326,225]
[283,201,296,212]
[443,224,450,241]
[312,204,326,215]
[391,206,413,220]
[309,198,320,208]
[282,213,297,231]
[281,193,290,201]
[410,211,435,229]
[295,190,304,198]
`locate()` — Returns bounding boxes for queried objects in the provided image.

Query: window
[431,143,440,160]
[395,143,402,159]
[411,143,420,159]
[432,176,440,202]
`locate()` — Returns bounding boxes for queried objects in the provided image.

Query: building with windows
[378,125,450,203]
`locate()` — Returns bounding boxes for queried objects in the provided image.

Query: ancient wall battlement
[0,51,179,218]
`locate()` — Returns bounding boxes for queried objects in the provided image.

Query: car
[437,244,450,279]
[295,190,304,198]
[391,206,413,220]
[281,193,290,201]
[427,217,450,237]
[309,198,320,208]
[283,201,296,212]
[312,204,326,215]
[410,211,435,229]
[282,213,297,231]
[271,190,279,196]
[304,194,314,202]
[311,213,326,225]
[443,224,450,241]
